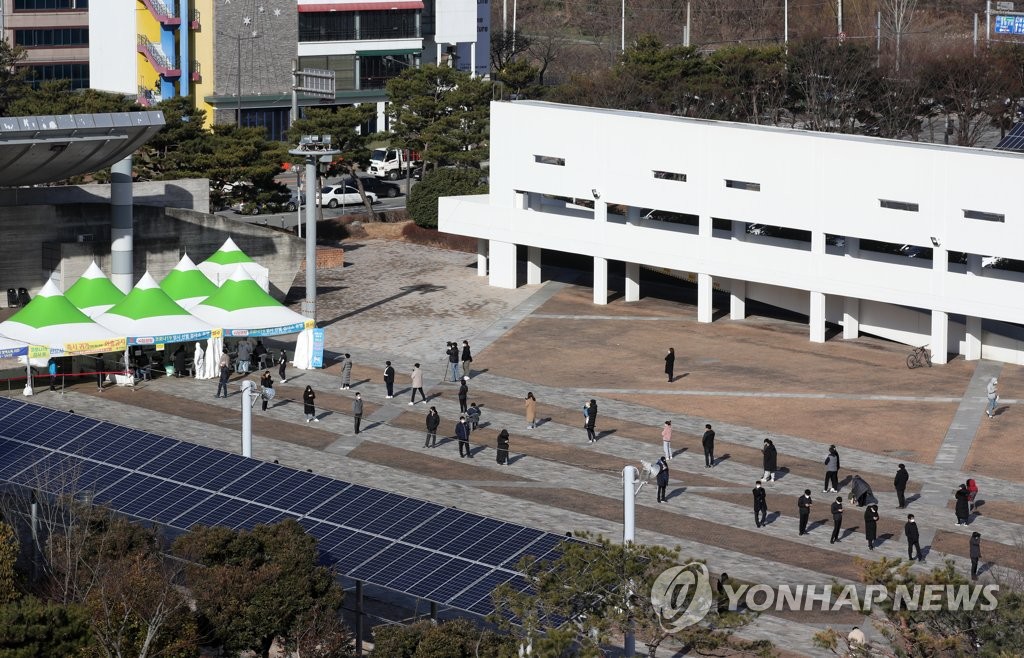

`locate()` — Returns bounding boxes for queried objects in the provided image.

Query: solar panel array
[994,122,1024,152]
[0,398,582,618]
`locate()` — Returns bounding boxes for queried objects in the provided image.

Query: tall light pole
[621,0,626,51]
[289,135,340,321]
[217,30,261,126]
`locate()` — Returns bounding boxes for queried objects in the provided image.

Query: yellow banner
[63,337,127,355]
[303,319,316,330]
[28,345,50,359]
[211,328,223,339]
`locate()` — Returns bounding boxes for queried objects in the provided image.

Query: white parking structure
[439,100,1024,365]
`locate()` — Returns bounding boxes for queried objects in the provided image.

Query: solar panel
[995,123,1024,151]
[0,399,588,620]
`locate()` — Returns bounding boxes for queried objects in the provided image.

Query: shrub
[407,167,488,229]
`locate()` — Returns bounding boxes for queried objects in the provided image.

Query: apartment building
[2,0,90,89]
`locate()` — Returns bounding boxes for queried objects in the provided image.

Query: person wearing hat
[458,376,469,413]
[986,377,998,418]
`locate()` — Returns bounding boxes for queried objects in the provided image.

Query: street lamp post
[289,135,340,321]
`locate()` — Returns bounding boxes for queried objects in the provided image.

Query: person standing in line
[830,496,844,544]
[466,402,481,430]
[970,532,982,580]
[798,489,812,535]
[823,445,840,493]
[762,439,777,482]
[665,347,675,383]
[277,349,288,383]
[864,504,879,550]
[48,358,58,391]
[894,463,909,508]
[409,363,425,404]
[336,353,349,389]
[496,429,510,465]
[236,339,252,373]
[456,415,472,458]
[219,348,231,371]
[424,406,440,447]
[303,385,318,422]
[383,361,396,399]
[753,480,768,528]
[954,483,970,525]
[525,392,537,429]
[655,456,669,503]
[259,370,274,411]
[216,352,231,398]
[447,341,460,381]
[661,421,673,460]
[905,514,923,561]
[352,393,363,434]
[585,399,598,443]
[461,340,473,379]
[702,424,716,468]
[986,377,998,418]
[458,376,469,413]
[339,353,352,389]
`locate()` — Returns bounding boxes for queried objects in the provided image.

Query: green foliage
[6,80,138,117]
[0,522,17,605]
[407,167,488,229]
[0,38,29,117]
[0,595,92,658]
[369,619,515,658]
[385,65,491,169]
[173,519,345,658]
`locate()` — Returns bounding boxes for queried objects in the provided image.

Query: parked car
[285,192,306,211]
[319,185,378,208]
[342,176,402,198]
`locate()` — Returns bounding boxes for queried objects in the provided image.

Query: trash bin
[6,288,17,308]
[17,288,29,306]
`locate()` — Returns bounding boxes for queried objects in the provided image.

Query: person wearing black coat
[384,360,396,398]
[955,483,971,525]
[458,377,469,413]
[830,496,844,544]
[970,532,982,580]
[762,439,777,482]
[496,429,510,465]
[173,345,187,378]
[303,385,317,422]
[461,340,473,379]
[905,514,923,561]
[798,489,812,535]
[753,481,768,528]
[894,464,909,508]
[585,399,598,443]
[864,505,879,550]
[655,456,669,502]
[425,407,440,447]
[456,416,472,458]
[447,342,460,381]
[259,371,274,411]
[664,348,675,382]
[702,424,716,468]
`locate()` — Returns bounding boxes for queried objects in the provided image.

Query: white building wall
[88,0,136,95]
[439,101,1024,361]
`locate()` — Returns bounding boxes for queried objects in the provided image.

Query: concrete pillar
[594,257,608,305]
[110,155,133,293]
[476,238,488,277]
[698,214,711,238]
[625,262,640,302]
[626,205,640,225]
[527,246,542,285]
[931,310,949,364]
[843,297,860,339]
[729,279,745,320]
[376,101,387,132]
[489,240,517,289]
[964,254,982,360]
[697,273,713,323]
[809,291,826,343]
[303,157,318,319]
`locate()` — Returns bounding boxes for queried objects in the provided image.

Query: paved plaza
[15,238,1024,656]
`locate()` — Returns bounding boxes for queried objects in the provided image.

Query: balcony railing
[299,26,420,41]
[137,34,181,78]
[139,0,182,25]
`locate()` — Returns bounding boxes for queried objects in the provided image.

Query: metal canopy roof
[0,111,165,187]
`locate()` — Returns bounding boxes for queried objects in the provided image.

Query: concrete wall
[0,179,210,214]
[0,204,303,303]
[89,0,136,95]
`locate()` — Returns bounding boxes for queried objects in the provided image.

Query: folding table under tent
[197,237,270,292]
[63,262,126,318]
[190,268,313,379]
[159,254,218,311]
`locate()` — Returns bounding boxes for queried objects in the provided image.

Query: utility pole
[217,30,260,126]
[684,0,691,47]
[838,0,843,37]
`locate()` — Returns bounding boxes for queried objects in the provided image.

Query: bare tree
[880,0,919,73]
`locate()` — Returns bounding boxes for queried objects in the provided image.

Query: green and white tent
[94,272,214,345]
[197,237,270,291]
[159,253,218,310]
[0,280,124,356]
[64,262,126,317]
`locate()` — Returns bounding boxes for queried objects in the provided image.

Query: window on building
[240,108,291,142]
[879,199,919,212]
[359,54,415,90]
[299,12,356,41]
[725,179,760,191]
[15,0,87,9]
[963,209,1005,223]
[299,55,356,92]
[360,10,419,39]
[653,170,686,182]
[27,63,88,89]
[534,155,565,166]
[14,28,89,47]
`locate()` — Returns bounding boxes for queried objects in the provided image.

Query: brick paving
[10,238,1024,657]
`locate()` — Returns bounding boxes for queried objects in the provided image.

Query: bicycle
[906,345,932,369]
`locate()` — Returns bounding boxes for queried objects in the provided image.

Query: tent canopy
[191,268,310,336]
[198,237,270,292]
[159,253,218,310]
[62,262,126,317]
[0,280,124,354]
[95,272,214,344]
